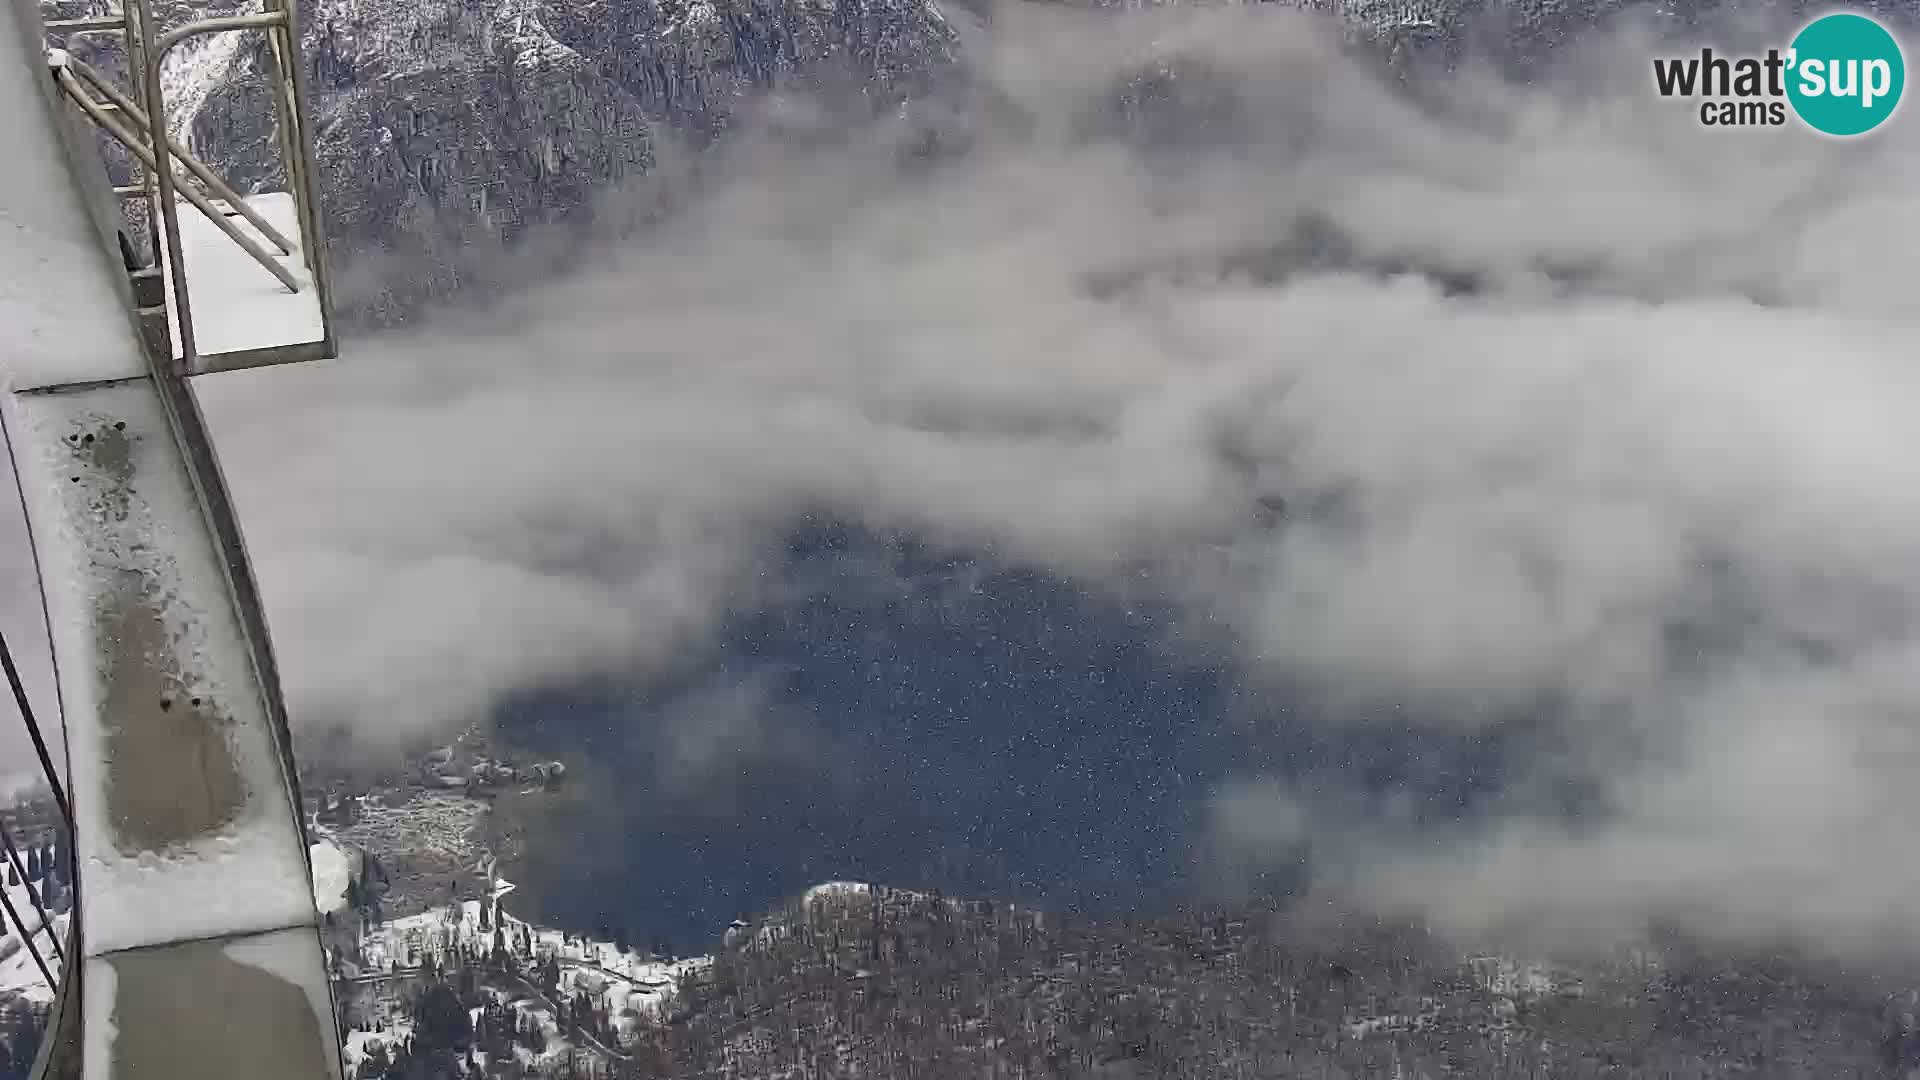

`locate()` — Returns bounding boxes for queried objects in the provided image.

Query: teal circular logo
[1786,12,1906,136]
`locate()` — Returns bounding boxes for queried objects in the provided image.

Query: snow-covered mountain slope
[39,0,1908,326]
[35,0,1518,324]
[318,867,916,1073]
[325,864,713,1075]
[42,0,962,319]
[342,877,708,1002]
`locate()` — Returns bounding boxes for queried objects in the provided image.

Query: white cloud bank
[154,2,1920,958]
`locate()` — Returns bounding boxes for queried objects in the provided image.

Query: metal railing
[44,7,143,216]
[50,54,301,291]
[0,629,75,1043]
[43,0,335,375]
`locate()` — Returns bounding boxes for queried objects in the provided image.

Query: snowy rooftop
[158,192,326,364]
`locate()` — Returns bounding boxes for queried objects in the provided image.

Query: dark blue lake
[495,520,1516,953]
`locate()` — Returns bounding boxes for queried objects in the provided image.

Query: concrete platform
[84,928,341,1080]
[157,191,326,366]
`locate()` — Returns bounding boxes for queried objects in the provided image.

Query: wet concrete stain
[105,937,337,1080]
[74,418,246,852]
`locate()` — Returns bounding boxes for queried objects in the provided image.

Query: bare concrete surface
[96,578,247,852]
[96,934,339,1080]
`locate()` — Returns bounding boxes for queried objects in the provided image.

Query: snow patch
[310,838,353,915]
[802,880,871,906]
[158,192,325,361]
[79,956,116,1076]
[494,0,583,72]
[162,25,249,147]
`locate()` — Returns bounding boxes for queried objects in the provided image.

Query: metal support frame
[43,15,123,33]
[121,2,149,226]
[64,52,296,254]
[44,10,151,228]
[53,65,301,293]
[47,0,336,376]
[48,0,331,900]
[8,0,348,1071]
[24,918,80,1080]
[134,4,336,374]
[266,0,333,326]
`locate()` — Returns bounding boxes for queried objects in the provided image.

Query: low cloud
[652,674,836,817]
[171,2,1920,960]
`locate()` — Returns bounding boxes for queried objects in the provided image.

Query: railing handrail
[130,5,296,370]
[62,52,297,256]
[51,64,302,294]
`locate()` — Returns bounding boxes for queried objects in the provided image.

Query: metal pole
[139,10,300,374]
[131,0,196,372]
[65,54,298,256]
[43,14,126,32]
[56,69,301,292]
[119,0,155,272]
[260,11,304,240]
[280,0,338,355]
[153,11,289,57]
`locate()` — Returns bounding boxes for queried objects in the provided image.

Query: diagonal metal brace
[62,52,297,257]
[52,65,301,293]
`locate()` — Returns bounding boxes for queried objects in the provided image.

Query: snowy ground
[311,786,874,1079]
[310,838,356,916]
[351,877,708,1014]
[335,870,719,1076]
[331,792,487,865]
[320,791,494,918]
[334,876,908,1073]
